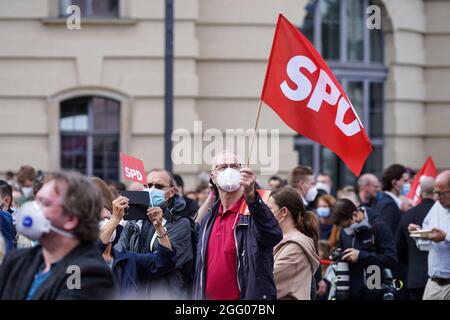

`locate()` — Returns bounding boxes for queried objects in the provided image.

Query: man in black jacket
[332,198,397,300]
[0,171,115,299]
[396,176,435,300]
[115,168,194,299]
[375,164,409,236]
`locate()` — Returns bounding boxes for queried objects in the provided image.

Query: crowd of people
[0,155,449,300]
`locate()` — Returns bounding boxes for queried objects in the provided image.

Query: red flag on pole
[261,14,372,176]
[407,156,438,205]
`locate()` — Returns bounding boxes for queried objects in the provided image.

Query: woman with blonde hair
[268,186,320,300]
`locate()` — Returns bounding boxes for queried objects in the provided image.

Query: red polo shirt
[205,195,244,300]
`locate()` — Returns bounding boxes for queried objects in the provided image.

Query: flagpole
[246,99,263,167]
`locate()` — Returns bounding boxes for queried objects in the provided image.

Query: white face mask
[99,219,117,243]
[21,187,33,199]
[273,208,286,224]
[316,182,331,194]
[216,167,241,193]
[15,201,74,241]
[306,186,318,202]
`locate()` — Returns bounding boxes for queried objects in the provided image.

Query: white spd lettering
[124,167,143,181]
[280,55,362,137]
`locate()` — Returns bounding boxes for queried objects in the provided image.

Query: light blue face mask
[401,183,411,196]
[317,207,331,218]
[145,187,166,207]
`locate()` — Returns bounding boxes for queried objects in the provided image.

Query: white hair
[211,150,242,170]
[420,176,435,195]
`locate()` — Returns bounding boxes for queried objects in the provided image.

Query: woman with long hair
[268,186,320,300]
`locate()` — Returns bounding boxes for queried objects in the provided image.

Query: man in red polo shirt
[193,150,283,300]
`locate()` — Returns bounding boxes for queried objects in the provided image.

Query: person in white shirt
[408,170,450,300]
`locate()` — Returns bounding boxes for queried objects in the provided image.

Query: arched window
[297,0,387,190]
[60,96,120,180]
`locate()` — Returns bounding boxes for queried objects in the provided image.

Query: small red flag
[120,152,146,184]
[238,189,271,216]
[261,14,372,176]
[407,157,438,205]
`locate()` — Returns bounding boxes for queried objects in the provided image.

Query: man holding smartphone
[115,168,194,299]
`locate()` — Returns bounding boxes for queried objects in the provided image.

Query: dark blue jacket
[338,207,397,297]
[0,210,14,251]
[193,192,283,300]
[375,193,401,237]
[97,241,176,298]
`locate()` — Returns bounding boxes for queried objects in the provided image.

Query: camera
[380,269,397,300]
[329,248,345,262]
[329,249,350,300]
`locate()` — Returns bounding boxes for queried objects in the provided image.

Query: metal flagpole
[164,0,174,171]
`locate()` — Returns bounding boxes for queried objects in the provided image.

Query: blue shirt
[26,266,53,300]
[421,202,450,279]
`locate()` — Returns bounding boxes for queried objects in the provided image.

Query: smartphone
[121,191,149,220]
[209,177,219,199]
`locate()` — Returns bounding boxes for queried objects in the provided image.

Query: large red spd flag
[261,14,372,176]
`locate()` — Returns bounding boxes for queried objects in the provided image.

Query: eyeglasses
[433,189,450,198]
[147,183,170,190]
[214,163,242,171]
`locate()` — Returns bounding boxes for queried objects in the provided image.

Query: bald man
[408,170,450,300]
[396,176,435,300]
[357,173,380,208]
